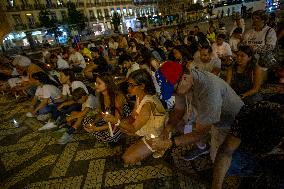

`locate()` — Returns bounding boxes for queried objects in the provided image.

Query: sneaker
[182,146,210,161]
[58,132,73,145]
[38,121,57,131]
[26,112,35,118]
[37,113,51,122]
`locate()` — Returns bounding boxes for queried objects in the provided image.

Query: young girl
[83,73,131,142]
[103,69,167,164]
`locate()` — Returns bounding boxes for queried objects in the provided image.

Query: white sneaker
[37,113,51,121]
[38,121,57,131]
[26,112,35,118]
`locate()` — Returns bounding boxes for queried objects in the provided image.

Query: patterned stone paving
[0,95,216,189]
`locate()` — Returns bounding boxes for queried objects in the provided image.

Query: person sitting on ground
[83,73,131,143]
[192,44,221,76]
[226,45,263,104]
[11,55,43,97]
[149,63,244,162]
[84,47,111,80]
[68,46,86,72]
[50,53,69,70]
[103,69,167,163]
[27,72,61,122]
[118,53,140,78]
[58,87,97,144]
[212,101,284,189]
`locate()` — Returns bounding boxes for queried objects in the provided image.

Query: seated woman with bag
[226,45,263,104]
[103,69,167,164]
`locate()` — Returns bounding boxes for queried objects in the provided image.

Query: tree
[111,12,121,33]
[39,9,54,28]
[39,9,61,43]
[67,2,86,32]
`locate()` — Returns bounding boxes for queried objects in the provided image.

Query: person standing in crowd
[207,26,217,44]
[242,10,277,55]
[229,27,243,53]
[226,45,262,104]
[103,69,167,163]
[212,101,284,189]
[230,13,245,36]
[149,63,244,161]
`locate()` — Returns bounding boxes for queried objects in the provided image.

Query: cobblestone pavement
[0,94,242,189]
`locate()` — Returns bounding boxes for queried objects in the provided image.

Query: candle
[105,111,114,137]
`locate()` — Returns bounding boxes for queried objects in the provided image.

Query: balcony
[34,4,45,10]
[133,0,157,5]
[20,4,34,10]
[6,5,20,12]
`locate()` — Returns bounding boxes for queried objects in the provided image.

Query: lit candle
[105,112,114,137]
[150,134,156,139]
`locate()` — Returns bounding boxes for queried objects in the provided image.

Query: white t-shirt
[69,52,86,68]
[62,81,89,96]
[108,41,118,49]
[230,18,245,36]
[82,94,99,110]
[243,25,277,54]
[35,84,61,100]
[212,42,233,57]
[126,62,140,78]
[192,57,221,73]
[57,58,69,70]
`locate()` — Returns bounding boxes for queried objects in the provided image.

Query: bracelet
[114,119,121,127]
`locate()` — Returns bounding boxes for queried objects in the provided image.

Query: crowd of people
[0,10,284,188]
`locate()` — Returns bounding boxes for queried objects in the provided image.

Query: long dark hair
[128,69,156,95]
[95,73,119,114]
[235,45,256,75]
[32,71,59,87]
[60,69,75,82]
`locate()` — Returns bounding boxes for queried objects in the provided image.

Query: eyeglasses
[128,82,140,88]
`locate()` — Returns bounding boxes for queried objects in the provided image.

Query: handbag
[258,28,279,68]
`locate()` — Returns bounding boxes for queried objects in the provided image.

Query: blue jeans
[227,149,262,177]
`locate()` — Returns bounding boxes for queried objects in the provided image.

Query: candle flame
[150,134,155,139]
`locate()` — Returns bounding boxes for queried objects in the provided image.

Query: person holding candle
[58,87,97,144]
[103,69,167,164]
[82,73,131,143]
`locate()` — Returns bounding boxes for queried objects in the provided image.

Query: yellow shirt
[81,48,92,60]
[207,32,216,43]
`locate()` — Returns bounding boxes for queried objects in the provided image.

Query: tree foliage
[39,9,55,28]
[67,2,86,31]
